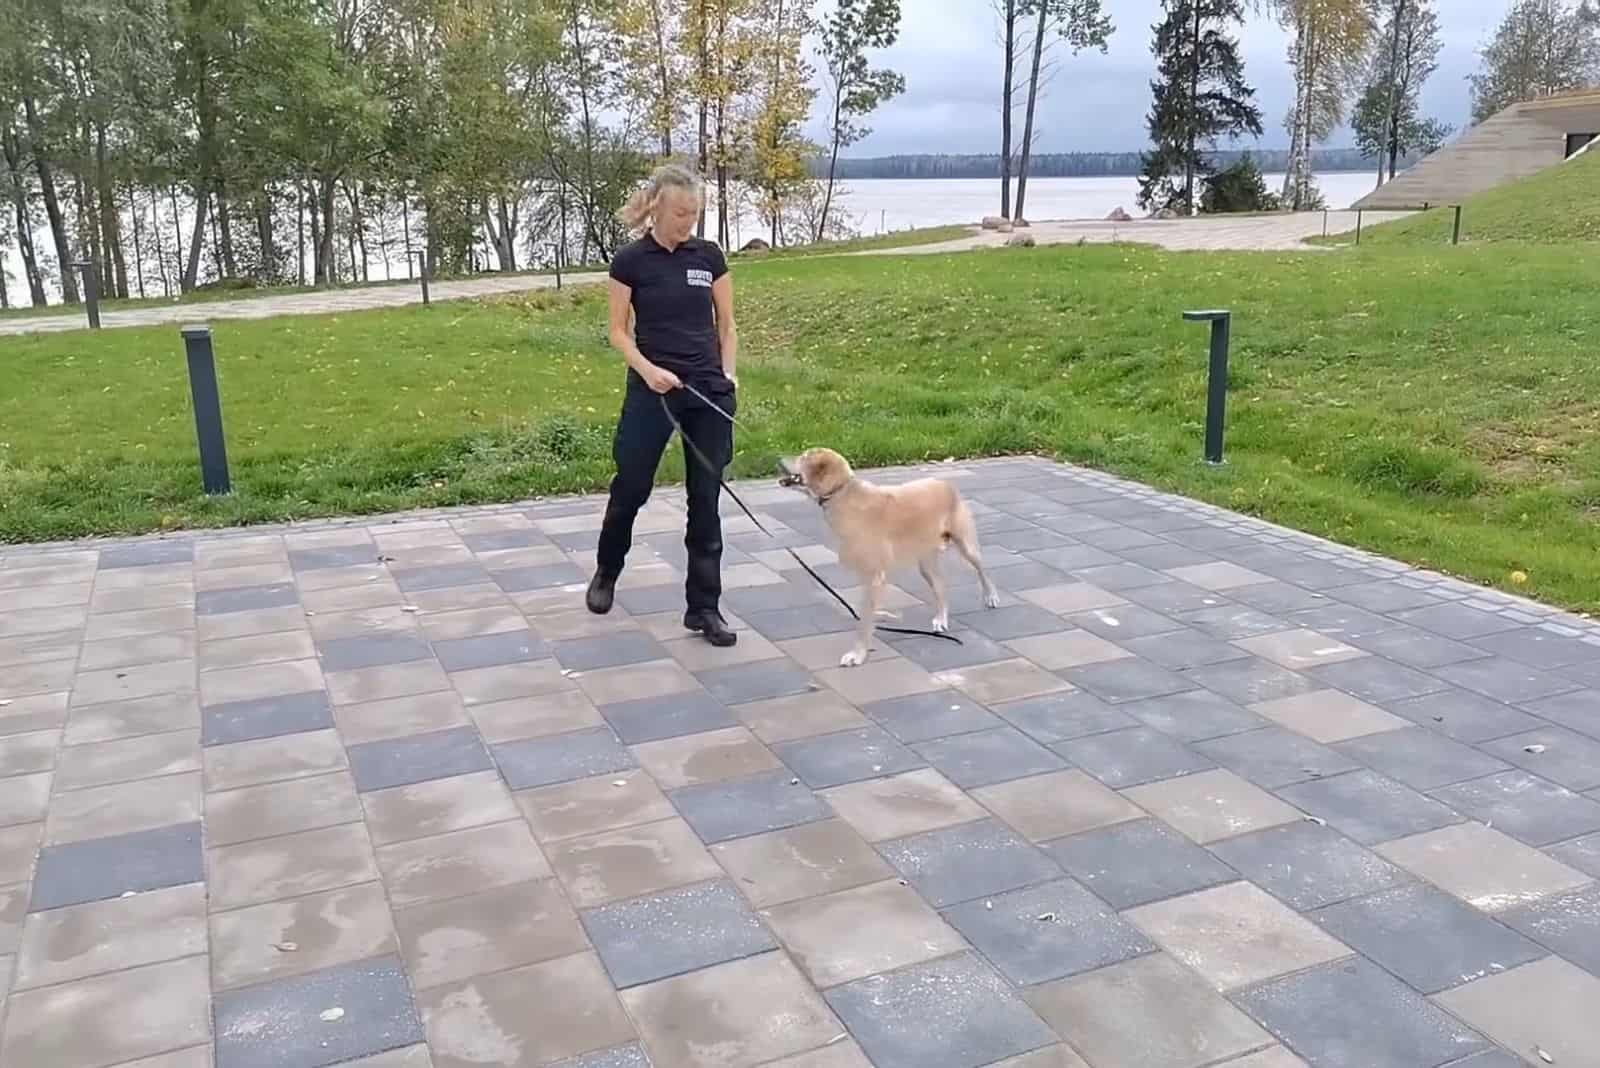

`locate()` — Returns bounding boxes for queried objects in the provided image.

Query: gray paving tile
[879,818,1061,907]
[393,563,491,592]
[694,659,816,705]
[1227,581,1333,615]
[581,877,775,988]
[1181,604,1293,641]
[491,561,587,591]
[552,632,668,672]
[1333,727,1509,792]
[943,877,1154,985]
[1392,602,1521,641]
[348,725,494,792]
[1388,690,1543,743]
[201,689,333,746]
[1311,883,1548,995]
[99,540,193,569]
[462,529,548,553]
[317,631,433,672]
[825,951,1058,1068]
[1067,604,1187,641]
[1345,626,1491,670]
[549,1045,651,1068]
[1521,688,1600,741]
[1433,656,1582,705]
[1467,626,1595,669]
[214,954,424,1068]
[861,689,1001,743]
[1430,770,1600,847]
[599,690,738,744]
[1208,821,1411,911]
[991,690,1136,744]
[774,726,926,789]
[1121,689,1267,742]
[1548,831,1600,879]
[1193,727,1361,789]
[884,630,1019,672]
[1328,580,1444,615]
[1061,658,1196,704]
[492,727,637,789]
[1119,629,1252,670]
[1501,883,1600,976]
[966,605,1076,641]
[1026,544,1121,571]
[1307,657,1449,704]
[671,769,831,843]
[1233,957,1488,1068]
[195,582,298,616]
[1275,769,1462,846]
[913,726,1067,788]
[1051,726,1213,788]
[290,544,379,571]
[1044,819,1237,909]
[432,629,544,672]
[30,821,203,911]
[740,604,855,641]
[1479,726,1600,792]
[1185,657,1318,706]
[1119,579,1235,616]
[1286,603,1408,642]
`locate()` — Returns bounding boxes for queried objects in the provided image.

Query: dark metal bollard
[72,260,101,329]
[1355,210,1364,246]
[409,250,431,306]
[1322,209,1328,237]
[180,325,232,495]
[1183,310,1232,465]
[1452,205,1463,246]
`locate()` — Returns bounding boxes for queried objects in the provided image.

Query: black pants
[596,372,735,614]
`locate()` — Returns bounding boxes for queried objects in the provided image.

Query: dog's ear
[808,449,852,497]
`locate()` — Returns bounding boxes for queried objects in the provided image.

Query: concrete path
[0,211,1409,338]
[2,456,1597,1068]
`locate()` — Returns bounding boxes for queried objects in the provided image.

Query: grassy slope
[1338,148,1600,247]
[3,242,1598,612]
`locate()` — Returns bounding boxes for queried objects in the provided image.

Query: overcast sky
[818,0,1506,155]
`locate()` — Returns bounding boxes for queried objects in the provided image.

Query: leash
[657,391,961,644]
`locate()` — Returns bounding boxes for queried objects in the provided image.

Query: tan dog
[782,448,1000,666]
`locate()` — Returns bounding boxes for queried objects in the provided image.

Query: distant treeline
[818,148,1416,179]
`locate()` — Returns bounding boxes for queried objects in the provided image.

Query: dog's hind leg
[840,573,883,667]
[950,503,1001,609]
[919,555,951,632]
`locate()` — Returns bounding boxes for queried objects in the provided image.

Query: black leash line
[658,392,961,645]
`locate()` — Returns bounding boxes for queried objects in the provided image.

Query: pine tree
[1137,0,1262,216]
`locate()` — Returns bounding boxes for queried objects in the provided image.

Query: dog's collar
[815,479,852,508]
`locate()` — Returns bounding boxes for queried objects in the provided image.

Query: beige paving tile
[83,606,187,643]
[1005,629,1134,670]
[203,728,348,792]
[935,658,1073,706]
[208,821,380,911]
[1249,687,1411,744]
[101,1044,214,1068]
[1165,563,1275,591]
[0,728,61,776]
[632,726,782,789]
[516,771,675,843]
[0,691,69,736]
[16,883,207,990]
[545,817,722,908]
[326,660,451,706]
[205,770,363,846]
[333,690,470,745]
[301,581,405,615]
[1125,882,1352,991]
[574,659,699,706]
[87,586,195,616]
[0,770,51,828]
[394,878,588,990]
[663,631,784,671]
[419,605,528,642]
[621,951,842,1068]
[199,657,323,705]
[45,771,203,844]
[778,632,901,673]
[419,951,635,1067]
[0,954,211,1068]
[362,770,519,846]
[1022,583,1128,615]
[1377,822,1593,912]
[711,818,892,908]
[1232,630,1365,672]
[0,822,42,884]
[451,660,574,707]
[1123,769,1305,845]
[0,882,27,955]
[210,881,396,990]
[377,819,551,908]
[194,562,294,590]
[79,632,196,672]
[1218,1048,1311,1068]
[468,690,604,744]
[408,584,512,615]
[816,658,940,704]
[1434,957,1600,1068]
[735,690,868,744]
[821,768,987,842]
[0,657,77,699]
[974,769,1145,842]
[63,692,200,745]
[198,604,306,642]
[54,729,200,790]
[761,878,965,988]
[306,606,419,641]
[198,629,316,672]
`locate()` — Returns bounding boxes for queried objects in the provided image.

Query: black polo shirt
[610,233,728,379]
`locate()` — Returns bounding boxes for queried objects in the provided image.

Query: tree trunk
[257,190,275,281]
[149,189,172,299]
[95,124,129,298]
[1014,0,1049,223]
[216,183,238,277]
[184,187,210,292]
[999,0,1017,219]
[127,184,147,299]
[818,97,843,242]
[498,195,516,270]
[169,185,185,289]
[1,124,48,306]
[648,0,674,157]
[297,182,306,285]
[1185,0,1202,215]
[318,178,338,285]
[695,0,710,237]
[24,96,80,303]
[1377,0,1405,188]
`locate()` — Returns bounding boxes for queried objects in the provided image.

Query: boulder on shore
[1152,207,1181,220]
[1012,218,1031,228]
[1106,207,1134,222]
[740,237,771,252]
[1005,233,1036,248]
[997,221,1014,233]
[980,215,1006,230]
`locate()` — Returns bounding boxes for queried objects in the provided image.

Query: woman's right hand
[640,363,682,394]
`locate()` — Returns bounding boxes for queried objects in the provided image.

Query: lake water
[1,172,1380,307]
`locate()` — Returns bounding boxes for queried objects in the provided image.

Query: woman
[585,164,740,648]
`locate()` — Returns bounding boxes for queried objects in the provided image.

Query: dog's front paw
[931,614,950,633]
[982,589,1001,609]
[838,648,868,667]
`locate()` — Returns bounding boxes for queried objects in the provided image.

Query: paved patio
[1,455,1598,1068]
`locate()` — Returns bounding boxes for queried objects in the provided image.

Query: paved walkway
[2,456,1597,1068]
[0,212,1408,337]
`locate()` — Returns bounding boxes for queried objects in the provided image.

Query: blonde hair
[618,163,704,231]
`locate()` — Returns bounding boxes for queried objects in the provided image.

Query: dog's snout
[777,457,802,486]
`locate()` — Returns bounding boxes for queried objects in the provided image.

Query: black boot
[684,609,737,647]
[586,571,618,615]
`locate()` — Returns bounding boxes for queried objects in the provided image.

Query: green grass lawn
[4,240,1599,613]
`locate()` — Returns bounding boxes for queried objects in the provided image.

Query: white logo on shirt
[686,268,713,288]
